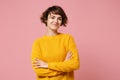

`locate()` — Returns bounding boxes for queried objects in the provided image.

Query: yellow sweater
[31,33,80,80]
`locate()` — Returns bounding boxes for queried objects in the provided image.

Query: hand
[32,58,48,68]
[64,51,72,61]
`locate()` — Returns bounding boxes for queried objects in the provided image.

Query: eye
[51,16,55,19]
[58,17,62,21]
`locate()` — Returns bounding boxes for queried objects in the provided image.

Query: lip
[52,24,58,26]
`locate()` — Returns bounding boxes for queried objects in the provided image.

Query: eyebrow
[49,13,62,18]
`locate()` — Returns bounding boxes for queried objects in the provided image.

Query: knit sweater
[31,33,80,80]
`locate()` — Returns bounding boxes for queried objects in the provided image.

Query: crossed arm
[31,35,80,76]
[32,51,72,69]
[32,50,79,73]
[31,51,75,77]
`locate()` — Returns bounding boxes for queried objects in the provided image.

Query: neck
[45,28,59,36]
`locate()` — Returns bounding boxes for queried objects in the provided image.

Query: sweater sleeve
[31,39,62,76]
[48,35,80,72]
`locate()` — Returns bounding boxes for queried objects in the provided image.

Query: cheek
[47,19,52,24]
[58,20,62,24]
[48,19,53,22]
[59,21,62,25]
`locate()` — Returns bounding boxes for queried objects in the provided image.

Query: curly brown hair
[40,5,68,27]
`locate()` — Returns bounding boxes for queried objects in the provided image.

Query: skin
[32,13,72,68]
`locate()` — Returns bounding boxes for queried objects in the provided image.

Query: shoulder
[32,37,43,45]
[63,33,74,39]
[60,33,75,42]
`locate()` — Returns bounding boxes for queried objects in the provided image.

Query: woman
[31,5,80,80]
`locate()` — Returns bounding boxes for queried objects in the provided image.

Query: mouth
[52,24,59,26]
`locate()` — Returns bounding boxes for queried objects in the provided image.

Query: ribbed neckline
[42,33,64,38]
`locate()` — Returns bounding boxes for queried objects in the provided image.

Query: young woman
[31,5,80,80]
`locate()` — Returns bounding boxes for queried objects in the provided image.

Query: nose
[54,18,58,23]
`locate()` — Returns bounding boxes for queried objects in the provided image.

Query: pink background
[0,0,120,80]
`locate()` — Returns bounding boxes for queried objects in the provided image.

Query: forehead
[48,13,62,18]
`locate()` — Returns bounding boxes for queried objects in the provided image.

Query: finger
[32,63,40,66]
[34,58,39,61]
[32,60,38,64]
[32,58,40,63]
[32,64,41,68]
[68,55,72,59]
[68,51,72,55]
[32,58,38,63]
[69,53,73,58]
[33,65,40,69]
[68,53,72,57]
[67,52,72,57]
[66,52,72,60]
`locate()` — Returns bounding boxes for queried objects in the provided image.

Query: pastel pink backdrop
[0,0,120,80]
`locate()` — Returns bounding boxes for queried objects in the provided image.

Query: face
[46,13,62,31]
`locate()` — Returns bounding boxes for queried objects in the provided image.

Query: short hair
[40,5,68,26]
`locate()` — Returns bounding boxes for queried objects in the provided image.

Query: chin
[51,28,58,31]
[51,26,59,30]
